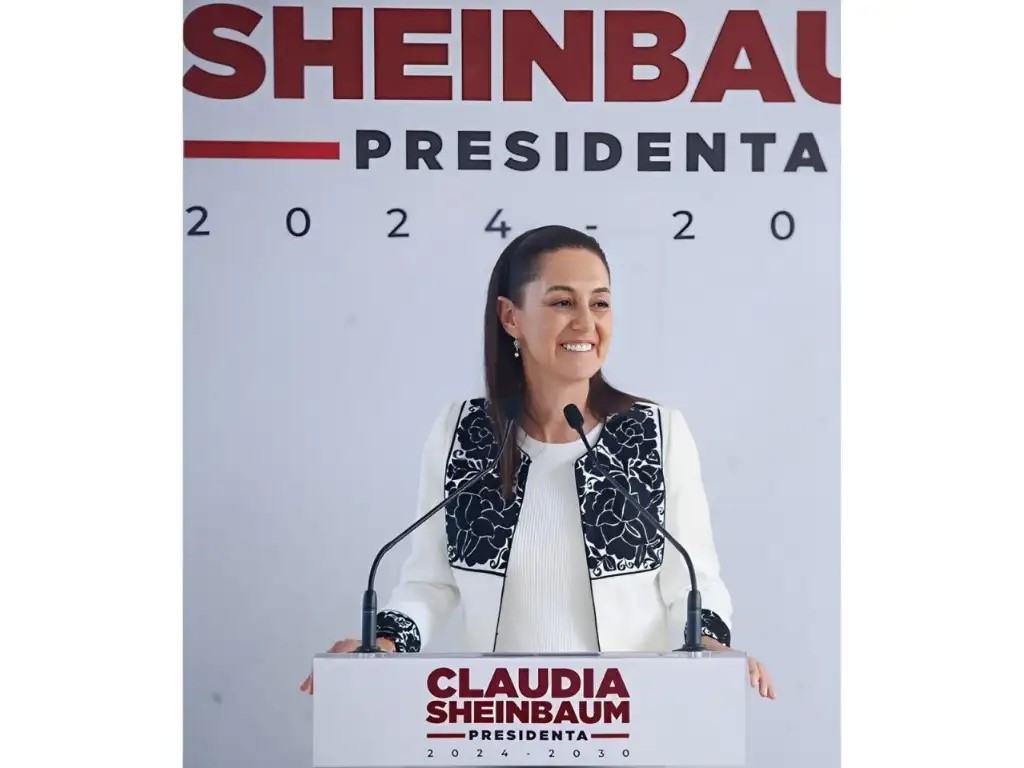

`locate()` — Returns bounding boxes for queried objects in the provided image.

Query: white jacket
[376,399,733,654]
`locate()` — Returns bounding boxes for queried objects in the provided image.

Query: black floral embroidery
[575,404,666,579]
[375,609,422,653]
[607,411,659,466]
[459,405,498,465]
[445,399,529,575]
[700,609,732,647]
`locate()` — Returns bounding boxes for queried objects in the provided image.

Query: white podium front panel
[312,651,747,767]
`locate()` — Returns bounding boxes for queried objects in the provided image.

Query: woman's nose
[572,307,596,332]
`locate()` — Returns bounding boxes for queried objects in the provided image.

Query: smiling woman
[301,225,775,700]
[484,226,637,497]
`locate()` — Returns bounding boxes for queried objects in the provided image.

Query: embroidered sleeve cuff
[375,609,422,653]
[700,609,732,647]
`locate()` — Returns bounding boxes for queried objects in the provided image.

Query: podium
[312,650,747,767]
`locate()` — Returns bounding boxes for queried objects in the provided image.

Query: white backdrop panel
[183,2,840,766]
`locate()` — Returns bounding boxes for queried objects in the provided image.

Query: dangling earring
[513,339,520,358]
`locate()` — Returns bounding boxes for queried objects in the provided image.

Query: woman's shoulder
[431,396,490,422]
[422,396,489,438]
[617,399,699,452]
[619,399,688,427]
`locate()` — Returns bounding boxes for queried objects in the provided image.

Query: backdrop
[183,1,840,766]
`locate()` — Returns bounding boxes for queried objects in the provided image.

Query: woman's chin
[553,359,602,382]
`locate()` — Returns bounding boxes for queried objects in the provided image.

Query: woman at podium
[302,225,774,699]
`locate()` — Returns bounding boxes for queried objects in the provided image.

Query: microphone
[563,404,705,653]
[356,400,522,653]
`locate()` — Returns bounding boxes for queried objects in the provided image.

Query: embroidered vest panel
[574,403,666,578]
[444,399,530,575]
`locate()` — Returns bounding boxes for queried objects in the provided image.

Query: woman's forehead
[534,248,609,285]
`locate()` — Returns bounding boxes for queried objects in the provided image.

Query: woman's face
[499,247,613,386]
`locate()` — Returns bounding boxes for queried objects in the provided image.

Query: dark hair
[484,225,642,497]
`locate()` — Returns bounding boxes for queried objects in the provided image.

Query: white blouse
[493,424,604,653]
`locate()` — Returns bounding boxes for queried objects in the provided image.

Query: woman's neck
[520,379,600,444]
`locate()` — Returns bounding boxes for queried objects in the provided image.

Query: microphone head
[562,404,585,432]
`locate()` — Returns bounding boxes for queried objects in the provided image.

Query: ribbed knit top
[492,424,604,653]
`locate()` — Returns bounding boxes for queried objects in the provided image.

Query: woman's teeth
[561,343,593,352]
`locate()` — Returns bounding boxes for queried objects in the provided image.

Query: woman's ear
[496,296,518,338]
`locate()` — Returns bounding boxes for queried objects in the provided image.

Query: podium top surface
[313,649,747,660]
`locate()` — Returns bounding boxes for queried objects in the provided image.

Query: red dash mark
[184,140,340,160]
[427,733,466,739]
[591,733,630,739]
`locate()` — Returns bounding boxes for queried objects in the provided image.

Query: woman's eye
[554,299,572,307]
[594,301,610,309]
